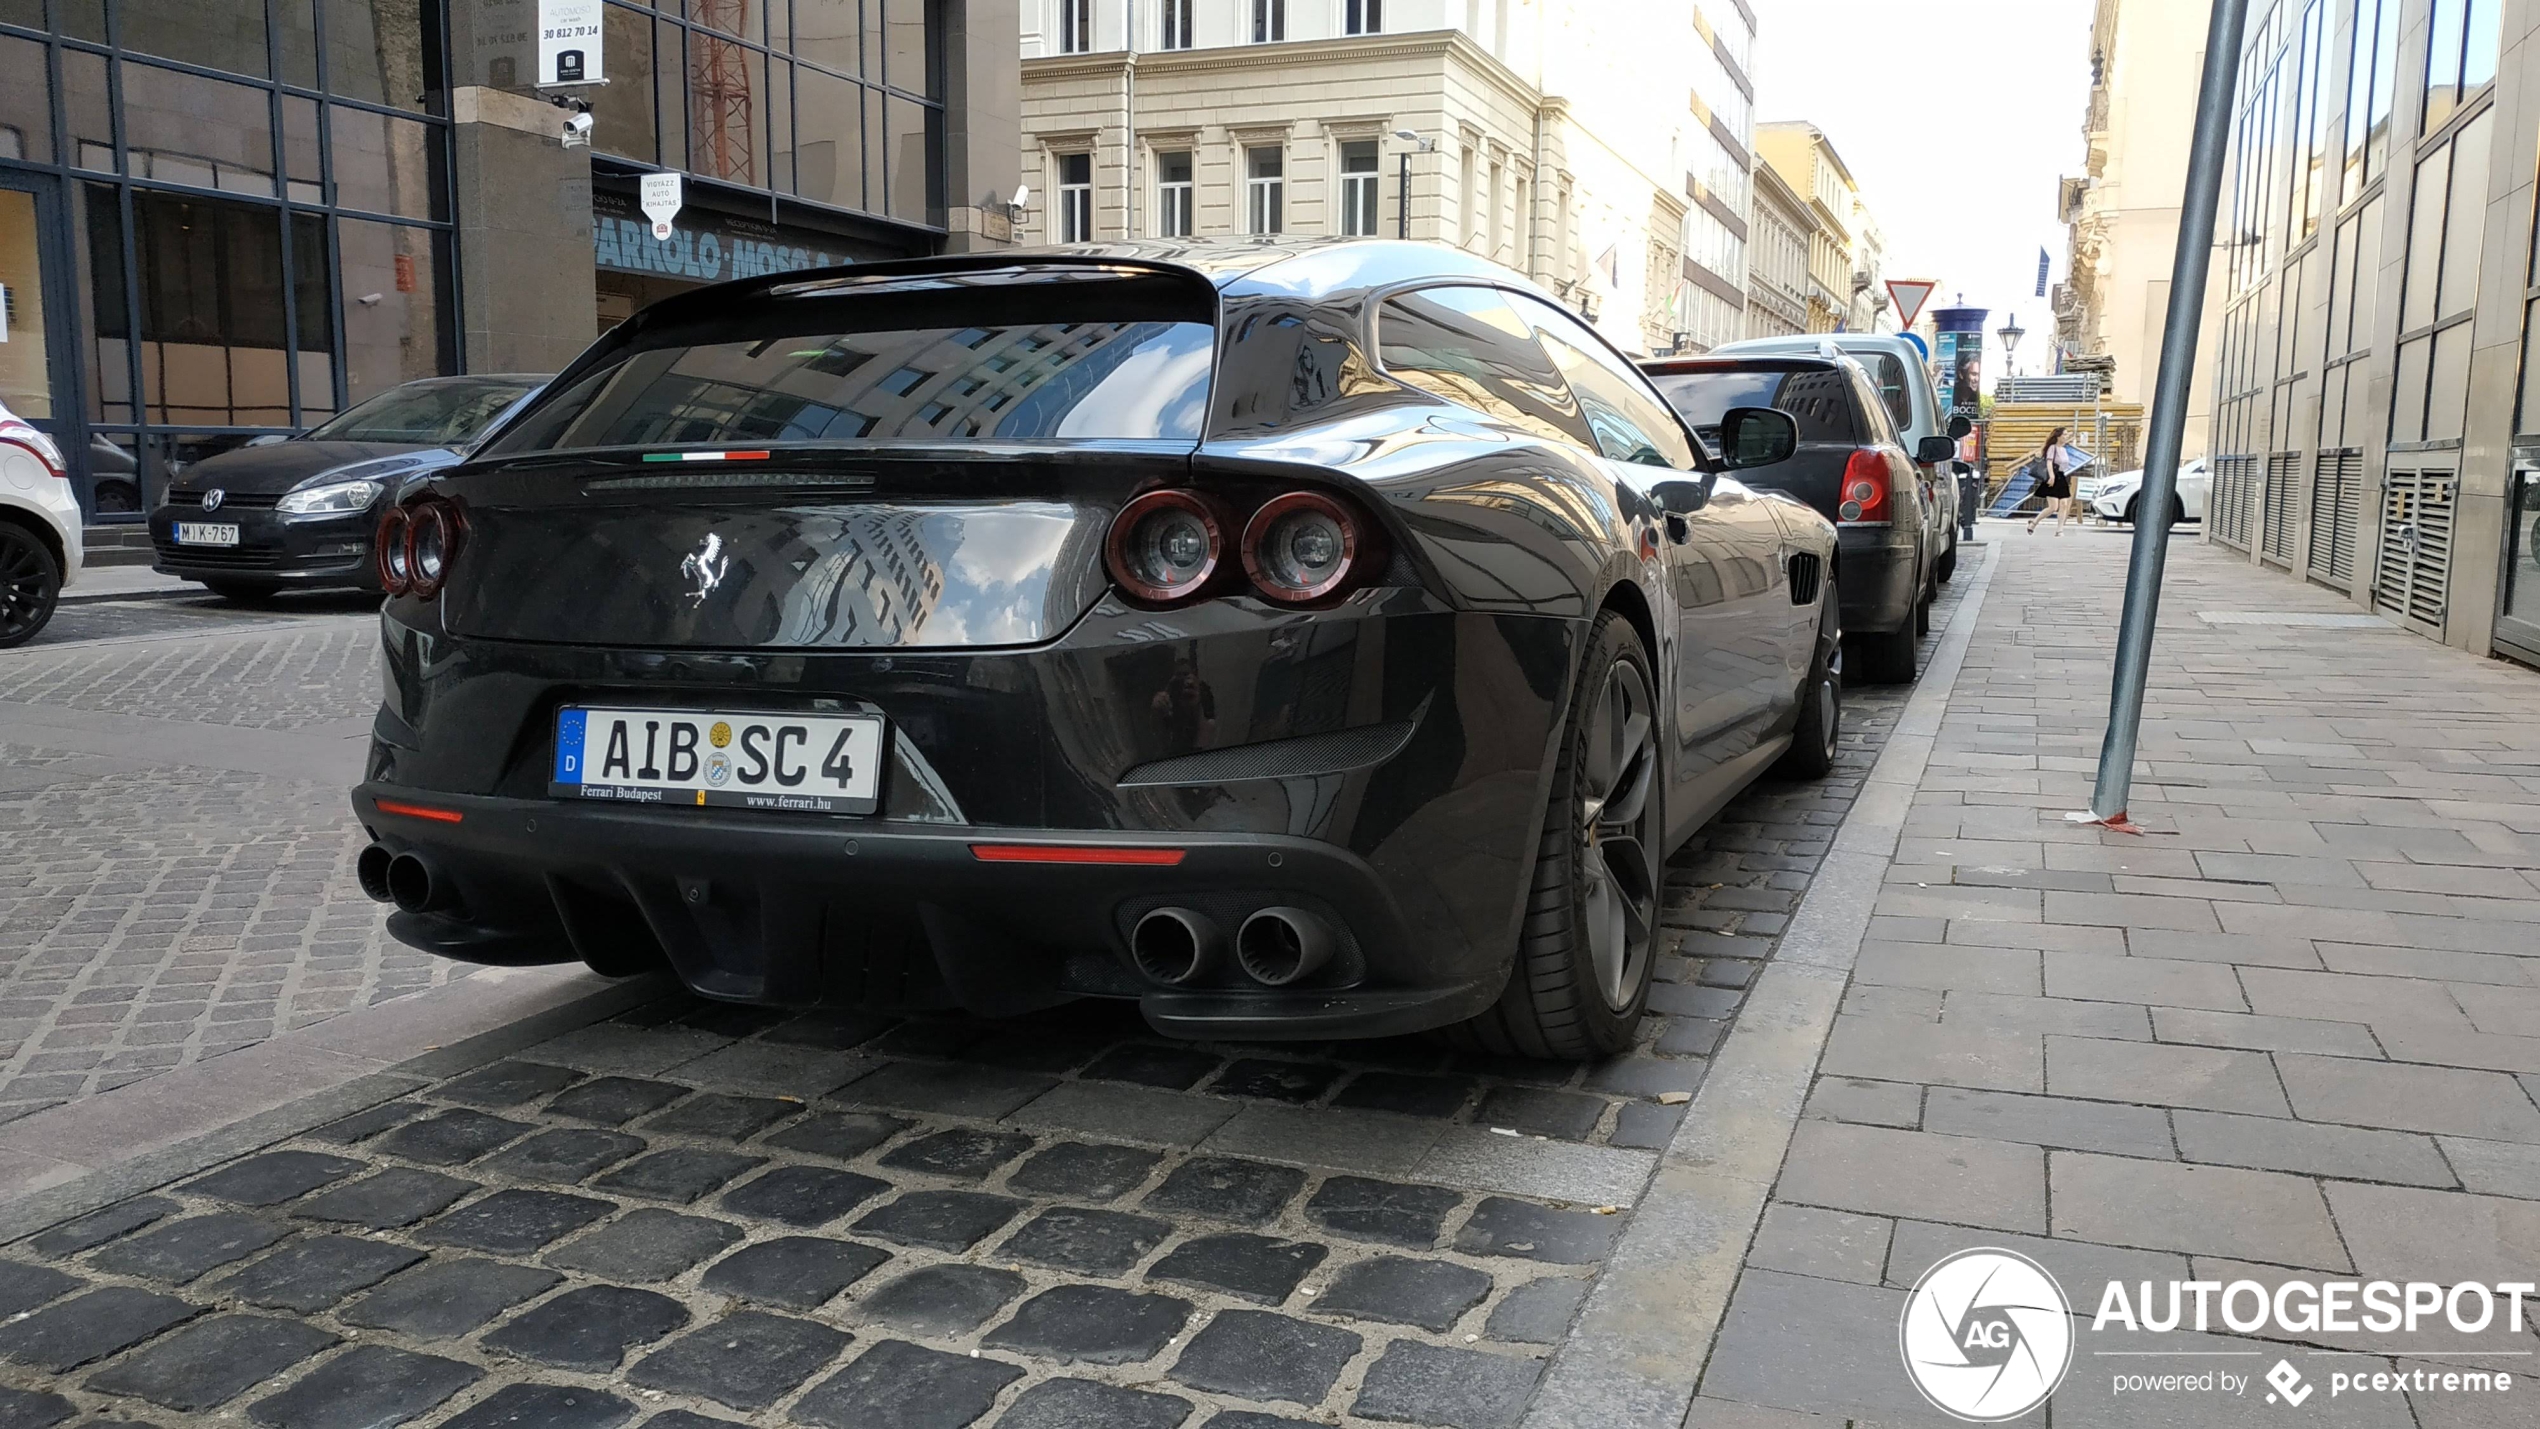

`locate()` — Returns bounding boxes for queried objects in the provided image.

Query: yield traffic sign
[1886,280,1938,330]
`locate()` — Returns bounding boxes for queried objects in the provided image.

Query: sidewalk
[1683,526,2540,1427]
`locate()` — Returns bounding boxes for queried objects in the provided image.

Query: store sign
[537,0,603,86]
[591,192,864,283]
[639,173,683,241]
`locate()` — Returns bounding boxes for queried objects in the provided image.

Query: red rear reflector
[374,798,464,824]
[970,844,1187,866]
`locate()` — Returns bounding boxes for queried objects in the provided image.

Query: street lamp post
[1997,315,2024,388]
[1391,127,1435,240]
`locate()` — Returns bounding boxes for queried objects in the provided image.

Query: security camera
[1010,184,1031,209]
[561,110,594,147]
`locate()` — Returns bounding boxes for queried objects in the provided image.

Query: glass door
[0,172,94,516]
[2498,461,2540,664]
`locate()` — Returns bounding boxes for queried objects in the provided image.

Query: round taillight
[408,503,452,597]
[1243,491,1363,604]
[1107,489,1228,603]
[377,506,413,594]
[1846,479,1879,504]
[1839,499,1864,521]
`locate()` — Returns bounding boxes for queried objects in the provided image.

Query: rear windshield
[1648,366,1860,444]
[485,283,1215,453]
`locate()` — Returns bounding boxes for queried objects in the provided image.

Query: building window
[1059,152,1093,242]
[1057,0,1092,53]
[1253,0,1286,43]
[1161,0,1195,48]
[2342,0,2401,203]
[1157,150,1194,237]
[2422,0,2501,133]
[1246,146,1284,233]
[1340,141,1380,236]
[1347,0,1384,34]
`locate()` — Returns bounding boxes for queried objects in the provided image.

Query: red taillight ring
[1846,480,1878,503]
[377,506,413,594]
[406,503,450,600]
[1241,490,1366,604]
[1106,488,1230,604]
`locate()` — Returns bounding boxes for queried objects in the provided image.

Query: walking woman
[2027,426,2076,534]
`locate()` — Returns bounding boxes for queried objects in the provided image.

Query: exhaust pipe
[386,851,453,915]
[1236,907,1335,987]
[356,844,395,904]
[1130,908,1224,986]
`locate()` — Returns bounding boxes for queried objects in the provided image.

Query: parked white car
[0,400,84,647]
[2085,457,2209,525]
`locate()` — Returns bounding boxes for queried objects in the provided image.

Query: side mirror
[1915,434,1956,464]
[1653,477,1713,514]
[1716,406,1796,469]
[1946,414,1973,439]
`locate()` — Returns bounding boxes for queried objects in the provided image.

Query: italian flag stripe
[641,450,773,462]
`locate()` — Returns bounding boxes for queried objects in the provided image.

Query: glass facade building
[0,0,1001,520]
[2205,0,2540,665]
[0,0,458,510]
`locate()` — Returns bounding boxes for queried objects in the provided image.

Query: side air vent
[1787,552,1823,606]
[1117,718,1418,787]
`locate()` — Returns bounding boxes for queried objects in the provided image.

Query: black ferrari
[351,239,1840,1058]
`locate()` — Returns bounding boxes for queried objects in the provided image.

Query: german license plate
[176,522,241,546]
[550,707,885,814]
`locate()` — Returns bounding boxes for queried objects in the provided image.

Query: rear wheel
[203,579,280,603]
[1778,577,1841,779]
[0,522,62,649]
[1915,588,1933,637]
[1936,540,1957,583]
[1444,610,1660,1060]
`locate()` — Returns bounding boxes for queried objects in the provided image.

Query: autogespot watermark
[1901,1255,2533,1420]
[1900,1249,2075,1421]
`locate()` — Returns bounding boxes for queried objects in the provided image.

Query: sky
[1749,0,2097,378]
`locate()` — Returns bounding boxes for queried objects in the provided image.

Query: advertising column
[1931,305,1989,421]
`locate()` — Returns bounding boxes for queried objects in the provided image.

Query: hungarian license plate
[175,522,241,546]
[550,707,885,814]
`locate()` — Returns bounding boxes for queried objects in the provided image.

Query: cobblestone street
[0,575,1963,1428]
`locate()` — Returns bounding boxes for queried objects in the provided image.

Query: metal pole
[1398,151,1411,239]
[2089,0,2248,823]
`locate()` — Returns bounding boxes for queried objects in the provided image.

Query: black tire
[1936,541,1957,583]
[203,579,281,603]
[1777,576,1841,779]
[2171,495,2189,525]
[0,521,62,649]
[2121,496,2139,525]
[92,479,142,515]
[1443,609,1661,1060]
[1847,617,1918,684]
[1915,589,1933,637]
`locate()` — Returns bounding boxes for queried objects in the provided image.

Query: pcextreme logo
[1899,1248,2076,1422]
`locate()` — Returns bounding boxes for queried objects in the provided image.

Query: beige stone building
[1754,121,1882,333]
[1744,157,1812,338]
[2052,0,2224,456]
[1018,0,1759,356]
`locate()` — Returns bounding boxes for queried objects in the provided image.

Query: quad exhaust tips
[1236,906,1335,987]
[1131,907,1224,986]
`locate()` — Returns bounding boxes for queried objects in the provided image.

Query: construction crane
[689,0,755,184]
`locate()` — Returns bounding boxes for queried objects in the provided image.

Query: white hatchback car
[0,401,85,647]
[2084,457,2209,525]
